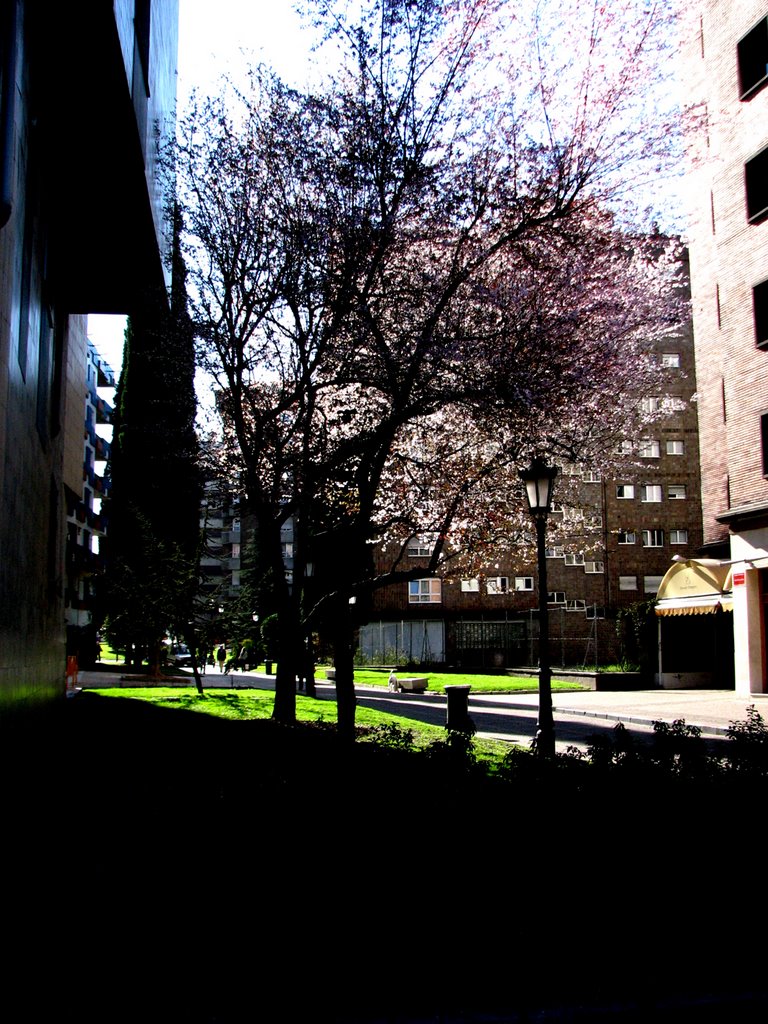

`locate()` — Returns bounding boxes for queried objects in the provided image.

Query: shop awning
[654,559,733,617]
[655,595,733,616]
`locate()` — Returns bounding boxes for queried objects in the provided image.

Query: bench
[392,676,429,693]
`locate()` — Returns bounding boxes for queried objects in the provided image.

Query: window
[514,576,534,591]
[584,560,604,574]
[738,16,768,100]
[639,439,661,458]
[641,484,662,503]
[618,531,637,545]
[564,553,585,566]
[231,543,241,558]
[668,484,687,499]
[409,578,442,603]
[642,529,665,547]
[407,536,433,557]
[460,578,480,593]
[583,469,602,482]
[666,440,685,456]
[545,546,564,559]
[661,353,681,368]
[641,396,661,413]
[745,145,768,224]
[619,576,638,591]
[616,440,633,456]
[134,0,151,92]
[753,279,768,349]
[586,605,606,620]
[486,576,509,595]
[616,484,635,499]
[670,529,689,544]
[547,591,566,604]
[550,502,564,513]
[644,576,663,594]
[762,413,768,476]
[566,599,587,611]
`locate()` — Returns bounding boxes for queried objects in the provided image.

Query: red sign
[733,572,746,586]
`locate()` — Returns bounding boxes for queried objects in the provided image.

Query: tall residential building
[684,1,768,694]
[0,2,179,712]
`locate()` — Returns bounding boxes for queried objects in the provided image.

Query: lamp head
[519,456,559,515]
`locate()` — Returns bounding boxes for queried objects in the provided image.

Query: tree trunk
[334,603,356,742]
[272,608,298,724]
[185,625,205,696]
[147,638,164,679]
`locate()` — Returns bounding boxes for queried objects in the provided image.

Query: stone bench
[391,676,429,693]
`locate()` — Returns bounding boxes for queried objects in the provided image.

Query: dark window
[754,279,768,348]
[762,413,768,476]
[745,146,768,223]
[738,16,768,100]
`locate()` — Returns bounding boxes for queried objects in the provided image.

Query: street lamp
[519,456,559,758]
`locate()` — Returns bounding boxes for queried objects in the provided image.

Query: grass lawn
[91,685,514,768]
[321,667,586,693]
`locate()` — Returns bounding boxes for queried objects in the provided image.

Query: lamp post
[519,456,559,758]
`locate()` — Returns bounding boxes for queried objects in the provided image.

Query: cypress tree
[103,209,201,675]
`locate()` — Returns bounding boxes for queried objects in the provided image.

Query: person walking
[216,645,227,673]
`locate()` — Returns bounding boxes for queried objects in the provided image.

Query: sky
[88,0,318,375]
[88,1,686,376]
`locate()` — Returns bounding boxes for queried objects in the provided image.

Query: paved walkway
[77,667,768,752]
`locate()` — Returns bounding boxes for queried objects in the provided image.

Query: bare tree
[176,0,686,735]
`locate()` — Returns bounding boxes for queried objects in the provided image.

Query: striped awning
[655,595,733,616]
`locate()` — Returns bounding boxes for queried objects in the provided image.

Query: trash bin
[265,660,273,675]
[444,684,473,733]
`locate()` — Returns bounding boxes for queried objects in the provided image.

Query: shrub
[726,705,768,774]
[364,722,415,751]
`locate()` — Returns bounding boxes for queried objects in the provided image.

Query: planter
[395,676,428,692]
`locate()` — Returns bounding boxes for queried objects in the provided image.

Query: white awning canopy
[654,559,733,617]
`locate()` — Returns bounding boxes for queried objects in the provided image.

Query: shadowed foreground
[3,691,767,1022]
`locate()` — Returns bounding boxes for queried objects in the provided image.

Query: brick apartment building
[360,253,703,673]
[0,2,179,712]
[678,0,768,695]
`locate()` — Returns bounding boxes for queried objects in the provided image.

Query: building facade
[684,0,768,694]
[64,340,115,667]
[0,1,179,712]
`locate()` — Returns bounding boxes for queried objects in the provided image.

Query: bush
[726,704,768,775]
[363,722,415,751]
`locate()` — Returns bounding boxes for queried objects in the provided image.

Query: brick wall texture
[685,0,768,545]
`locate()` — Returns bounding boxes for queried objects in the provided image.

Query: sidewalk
[472,688,768,737]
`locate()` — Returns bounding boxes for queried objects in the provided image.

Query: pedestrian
[216,645,226,673]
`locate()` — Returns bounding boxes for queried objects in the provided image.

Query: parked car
[169,645,193,667]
